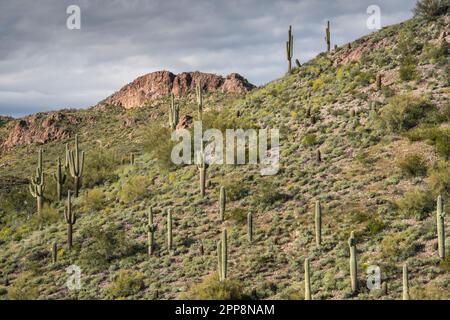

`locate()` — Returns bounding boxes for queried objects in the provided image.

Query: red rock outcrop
[98,71,255,109]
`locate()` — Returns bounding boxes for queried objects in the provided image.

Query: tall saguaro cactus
[68,135,84,197]
[167,209,173,252]
[64,190,77,250]
[325,21,331,52]
[315,201,322,246]
[376,73,382,91]
[286,25,294,73]
[146,207,157,256]
[402,263,410,300]
[217,229,228,281]
[219,186,226,221]
[304,258,312,300]
[197,150,207,198]
[348,231,358,294]
[437,195,445,259]
[29,149,45,214]
[196,82,203,120]
[52,241,58,264]
[247,212,253,243]
[53,157,66,201]
[169,94,180,130]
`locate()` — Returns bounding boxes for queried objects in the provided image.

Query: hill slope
[0,14,449,300]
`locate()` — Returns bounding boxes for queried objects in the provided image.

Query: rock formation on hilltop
[98,71,255,109]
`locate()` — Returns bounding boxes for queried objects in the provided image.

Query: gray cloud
[0,0,416,117]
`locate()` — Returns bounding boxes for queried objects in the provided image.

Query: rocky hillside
[98,71,255,109]
[0,12,449,301]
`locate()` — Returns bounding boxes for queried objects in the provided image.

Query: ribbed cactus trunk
[219,186,226,221]
[304,258,312,300]
[130,153,135,166]
[325,21,331,52]
[167,209,173,252]
[315,201,322,247]
[68,135,85,197]
[402,263,409,300]
[197,151,207,198]
[247,212,253,243]
[147,208,157,256]
[376,74,382,91]
[437,195,445,259]
[286,25,293,73]
[52,241,57,264]
[217,229,228,281]
[348,231,358,294]
[64,190,77,250]
[200,168,206,197]
[29,149,45,214]
[196,82,203,120]
[53,157,66,201]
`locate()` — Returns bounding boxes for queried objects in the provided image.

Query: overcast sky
[0,0,416,117]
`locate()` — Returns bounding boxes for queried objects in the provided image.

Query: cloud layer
[0,0,416,117]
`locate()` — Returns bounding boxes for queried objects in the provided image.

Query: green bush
[301,134,317,147]
[118,175,153,204]
[427,161,450,198]
[399,55,418,81]
[414,0,449,20]
[405,126,450,159]
[7,272,39,300]
[105,270,144,299]
[142,124,179,171]
[226,208,248,224]
[31,204,60,229]
[378,95,435,133]
[396,188,435,220]
[83,149,121,188]
[179,273,246,300]
[79,225,133,269]
[397,154,428,177]
[82,188,106,212]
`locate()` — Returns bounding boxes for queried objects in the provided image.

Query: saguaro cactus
[196,82,203,120]
[316,149,322,163]
[219,186,226,221]
[53,157,66,201]
[437,195,445,259]
[315,201,322,246]
[52,241,58,264]
[304,258,312,300]
[64,143,70,170]
[376,73,382,91]
[217,229,228,281]
[247,212,253,243]
[286,25,294,73]
[295,59,301,68]
[402,263,410,300]
[130,153,135,166]
[167,209,173,251]
[325,21,331,52]
[68,135,84,197]
[29,149,45,214]
[146,207,157,256]
[197,150,207,198]
[169,94,180,130]
[64,190,77,250]
[348,231,358,294]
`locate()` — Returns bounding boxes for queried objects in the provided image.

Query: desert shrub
[179,273,246,300]
[7,272,39,300]
[226,208,247,224]
[414,0,449,19]
[0,186,35,217]
[83,149,121,188]
[397,154,428,177]
[380,230,421,260]
[142,124,178,171]
[396,188,435,220]
[404,126,450,159]
[220,177,250,201]
[427,161,450,197]
[399,55,418,81]
[118,175,152,204]
[82,188,106,212]
[378,95,435,133]
[31,204,59,229]
[105,270,144,299]
[410,283,450,300]
[252,180,287,209]
[79,225,133,269]
[364,217,386,236]
[301,134,317,147]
